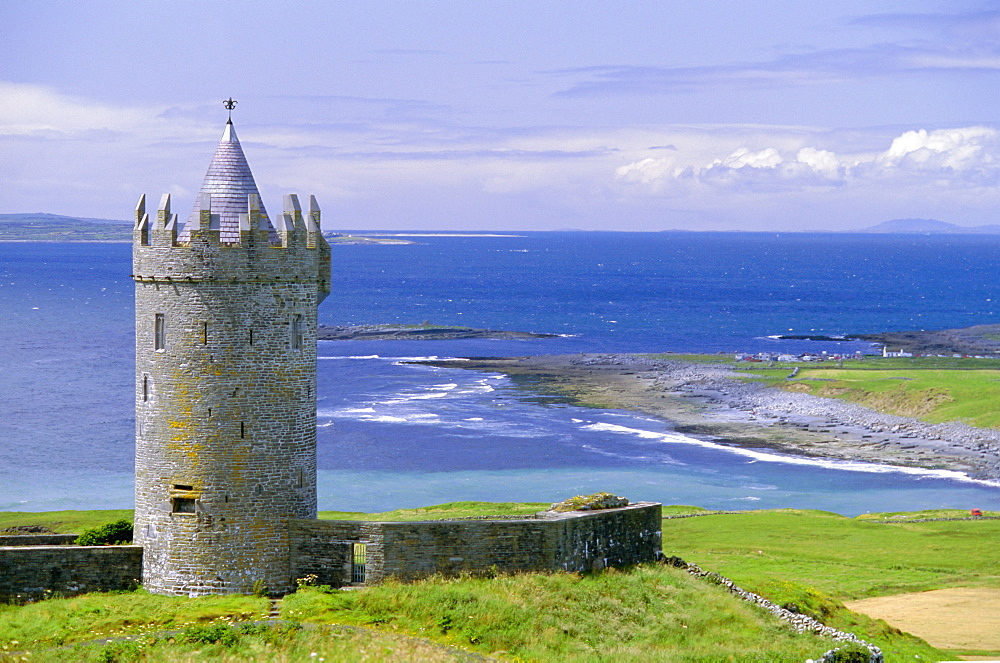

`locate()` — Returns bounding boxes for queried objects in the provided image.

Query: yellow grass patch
[845,587,1000,652]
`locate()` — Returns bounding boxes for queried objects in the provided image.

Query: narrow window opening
[154,313,165,351]
[207,407,212,418]
[290,314,303,350]
[248,329,253,346]
[352,543,367,583]
[172,497,196,514]
[240,421,245,438]
[201,321,208,345]
[255,484,263,496]
[297,467,304,488]
[172,483,193,491]
[224,494,229,503]
[142,375,149,402]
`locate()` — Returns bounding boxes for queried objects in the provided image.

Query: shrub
[96,639,143,662]
[251,579,269,597]
[181,623,238,647]
[75,519,133,546]
[826,641,872,662]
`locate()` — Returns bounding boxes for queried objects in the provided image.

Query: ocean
[2,233,1000,515]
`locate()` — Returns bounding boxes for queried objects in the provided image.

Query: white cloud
[616,126,1000,192]
[0,82,143,136]
[876,127,998,172]
[714,147,783,169]
[796,147,842,178]
[614,157,675,184]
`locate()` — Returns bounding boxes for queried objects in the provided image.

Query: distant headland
[849,324,1000,356]
[771,324,1000,357]
[318,323,558,341]
[854,218,1000,234]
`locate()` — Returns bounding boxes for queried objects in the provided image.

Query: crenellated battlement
[132,192,331,302]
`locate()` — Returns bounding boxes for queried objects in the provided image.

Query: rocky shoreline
[418,354,1000,482]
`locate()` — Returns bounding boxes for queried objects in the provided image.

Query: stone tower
[132,118,331,596]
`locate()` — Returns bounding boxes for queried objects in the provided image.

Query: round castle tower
[132,118,331,596]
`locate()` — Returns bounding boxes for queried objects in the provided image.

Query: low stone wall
[1,505,662,598]
[0,545,143,602]
[290,503,661,586]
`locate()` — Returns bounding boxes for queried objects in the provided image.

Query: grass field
[0,510,134,534]
[770,366,1000,427]
[664,508,1000,598]
[0,569,843,662]
[659,353,1000,428]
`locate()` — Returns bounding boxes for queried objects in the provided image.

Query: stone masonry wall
[289,503,662,586]
[553,503,664,573]
[0,546,142,602]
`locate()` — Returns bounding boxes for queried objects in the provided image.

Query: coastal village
[735,347,1000,363]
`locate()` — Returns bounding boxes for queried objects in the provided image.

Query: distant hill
[858,218,1000,234]
[0,213,132,242]
[0,213,129,225]
[1,213,366,243]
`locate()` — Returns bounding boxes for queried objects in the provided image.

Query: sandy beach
[421,354,1000,482]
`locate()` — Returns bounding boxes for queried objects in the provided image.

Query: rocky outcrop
[549,492,630,512]
[318,324,557,341]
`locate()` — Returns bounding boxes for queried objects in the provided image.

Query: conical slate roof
[180,120,275,243]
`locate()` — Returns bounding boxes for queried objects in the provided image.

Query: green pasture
[692,354,1000,427]
[0,510,133,535]
[663,509,1000,599]
[0,591,268,656]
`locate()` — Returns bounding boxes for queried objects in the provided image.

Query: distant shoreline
[0,239,132,243]
[317,324,558,341]
[415,353,1000,482]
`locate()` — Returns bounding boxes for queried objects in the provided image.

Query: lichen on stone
[549,492,629,512]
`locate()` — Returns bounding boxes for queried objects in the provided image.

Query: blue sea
[3,232,1000,515]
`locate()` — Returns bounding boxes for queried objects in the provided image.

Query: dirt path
[845,587,1000,653]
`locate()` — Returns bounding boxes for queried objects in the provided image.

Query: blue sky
[3,0,1000,230]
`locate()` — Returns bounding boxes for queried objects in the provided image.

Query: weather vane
[223,97,237,121]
